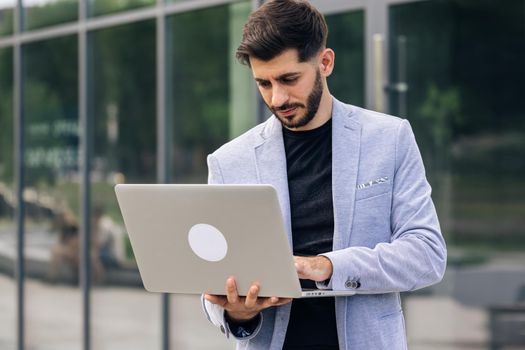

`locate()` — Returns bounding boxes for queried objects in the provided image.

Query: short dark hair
[236,0,328,66]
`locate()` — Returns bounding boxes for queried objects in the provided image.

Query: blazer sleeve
[322,119,447,293]
[201,154,263,340]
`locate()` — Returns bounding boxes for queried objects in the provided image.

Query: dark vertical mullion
[14,1,24,350]
[156,1,170,349]
[252,0,267,123]
[156,0,168,196]
[79,0,91,349]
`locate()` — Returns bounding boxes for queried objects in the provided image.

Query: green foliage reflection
[24,0,77,30]
[390,0,525,250]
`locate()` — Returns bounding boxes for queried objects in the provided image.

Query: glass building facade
[0,0,524,349]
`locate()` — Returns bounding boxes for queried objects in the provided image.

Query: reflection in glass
[23,35,81,349]
[89,0,155,17]
[90,20,160,349]
[169,2,256,184]
[167,3,251,349]
[325,10,365,107]
[389,1,525,348]
[24,0,77,31]
[0,1,14,36]
[0,47,15,349]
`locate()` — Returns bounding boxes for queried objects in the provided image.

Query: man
[202,0,447,349]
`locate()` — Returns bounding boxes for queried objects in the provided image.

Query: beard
[269,69,323,129]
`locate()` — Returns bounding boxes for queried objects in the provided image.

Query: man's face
[250,49,325,130]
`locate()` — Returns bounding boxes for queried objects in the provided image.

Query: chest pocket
[355,177,391,201]
[351,177,392,248]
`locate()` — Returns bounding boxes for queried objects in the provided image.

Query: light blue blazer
[202,97,447,350]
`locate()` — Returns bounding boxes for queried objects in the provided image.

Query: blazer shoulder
[335,101,412,153]
[332,98,404,133]
[210,118,268,161]
[346,105,420,165]
[351,105,405,132]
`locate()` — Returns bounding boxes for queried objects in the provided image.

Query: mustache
[272,103,305,111]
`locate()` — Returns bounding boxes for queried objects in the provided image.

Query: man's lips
[277,107,298,118]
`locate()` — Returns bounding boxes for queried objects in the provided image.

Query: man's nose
[271,85,289,108]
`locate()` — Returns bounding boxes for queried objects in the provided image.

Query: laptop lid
[115,184,305,298]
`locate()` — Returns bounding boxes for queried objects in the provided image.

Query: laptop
[114,184,356,298]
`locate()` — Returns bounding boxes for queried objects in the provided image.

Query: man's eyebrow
[254,72,301,82]
[277,72,301,80]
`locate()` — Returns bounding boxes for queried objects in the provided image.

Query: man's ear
[319,48,335,77]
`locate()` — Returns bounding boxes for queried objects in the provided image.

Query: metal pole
[14,42,25,350]
[13,1,24,349]
[365,0,388,112]
[372,33,385,113]
[156,1,171,349]
[79,0,91,349]
[250,0,268,123]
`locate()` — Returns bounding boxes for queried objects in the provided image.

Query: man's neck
[303,90,333,131]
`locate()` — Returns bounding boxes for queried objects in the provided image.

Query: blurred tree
[171,7,229,150]
[91,20,156,182]
[326,11,365,107]
[91,0,154,17]
[390,0,525,248]
[169,6,231,182]
[23,35,78,187]
[24,0,77,30]
[0,7,14,36]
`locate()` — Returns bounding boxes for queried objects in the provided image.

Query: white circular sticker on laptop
[188,223,228,262]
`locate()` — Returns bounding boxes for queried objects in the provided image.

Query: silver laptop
[114,184,356,298]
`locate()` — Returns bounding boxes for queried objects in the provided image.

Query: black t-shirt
[282,118,338,350]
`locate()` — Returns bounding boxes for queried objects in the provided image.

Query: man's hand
[204,277,292,322]
[294,255,333,282]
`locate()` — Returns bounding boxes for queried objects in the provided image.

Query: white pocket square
[356,177,389,190]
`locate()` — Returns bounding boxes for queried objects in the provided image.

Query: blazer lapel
[332,99,362,249]
[254,117,293,245]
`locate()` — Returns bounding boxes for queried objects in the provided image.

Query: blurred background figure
[49,210,105,284]
[48,211,80,283]
[92,204,120,270]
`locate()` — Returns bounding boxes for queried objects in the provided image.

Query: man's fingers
[226,277,239,304]
[260,296,278,309]
[204,294,227,307]
[275,297,293,306]
[294,257,307,278]
[260,296,292,309]
[214,277,292,317]
[244,284,259,309]
[294,255,333,281]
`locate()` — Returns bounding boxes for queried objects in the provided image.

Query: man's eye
[257,81,271,88]
[282,77,298,84]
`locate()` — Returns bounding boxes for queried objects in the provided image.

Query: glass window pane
[0,1,14,36]
[0,46,15,350]
[169,1,256,184]
[389,1,525,348]
[23,35,81,349]
[167,2,252,349]
[89,0,155,17]
[90,20,160,350]
[325,10,365,107]
[24,0,78,31]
